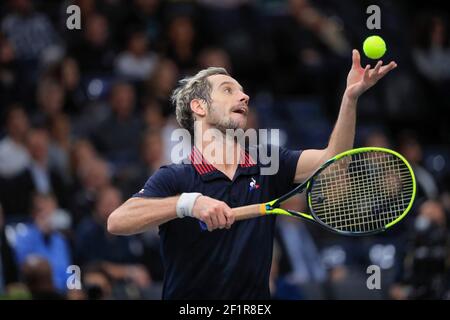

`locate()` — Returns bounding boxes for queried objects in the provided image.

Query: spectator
[117,129,165,198]
[48,114,72,184]
[33,78,66,128]
[92,81,143,167]
[142,98,166,130]
[21,255,65,299]
[14,193,72,293]
[0,128,70,217]
[0,105,30,178]
[0,34,19,106]
[25,129,70,208]
[362,129,392,148]
[115,30,158,82]
[197,47,232,72]
[0,203,20,294]
[413,14,450,83]
[75,187,151,293]
[70,13,115,76]
[70,157,111,224]
[390,200,449,299]
[45,57,84,116]
[166,15,199,74]
[146,58,179,116]
[398,131,439,202]
[81,263,113,300]
[1,0,60,63]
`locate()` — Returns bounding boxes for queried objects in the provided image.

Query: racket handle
[199,203,265,230]
[232,203,265,220]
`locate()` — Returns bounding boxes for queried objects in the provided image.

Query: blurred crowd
[0,0,449,299]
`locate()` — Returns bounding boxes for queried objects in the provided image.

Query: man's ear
[190,99,207,117]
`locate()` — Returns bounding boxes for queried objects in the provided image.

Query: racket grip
[232,203,266,220]
[198,203,265,231]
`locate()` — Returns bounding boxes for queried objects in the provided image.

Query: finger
[224,207,234,228]
[363,64,371,82]
[217,210,227,229]
[352,49,361,68]
[380,61,397,75]
[374,60,383,75]
[210,212,220,230]
[369,60,383,79]
[203,216,213,232]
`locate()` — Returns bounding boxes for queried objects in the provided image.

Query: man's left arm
[294,49,397,183]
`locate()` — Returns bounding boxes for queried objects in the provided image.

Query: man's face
[204,74,250,132]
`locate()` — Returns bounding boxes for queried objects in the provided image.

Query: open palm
[346,49,397,100]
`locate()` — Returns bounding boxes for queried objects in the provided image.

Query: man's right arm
[107,195,234,236]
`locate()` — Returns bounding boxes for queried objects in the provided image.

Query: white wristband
[176,193,202,218]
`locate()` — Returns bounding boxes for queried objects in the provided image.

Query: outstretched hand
[345,49,397,100]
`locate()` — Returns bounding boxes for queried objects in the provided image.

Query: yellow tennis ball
[363,35,386,59]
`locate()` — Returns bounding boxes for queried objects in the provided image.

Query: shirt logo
[249,177,260,191]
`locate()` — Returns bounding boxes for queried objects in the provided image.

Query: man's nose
[239,92,250,105]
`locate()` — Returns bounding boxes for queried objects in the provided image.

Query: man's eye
[224,87,232,93]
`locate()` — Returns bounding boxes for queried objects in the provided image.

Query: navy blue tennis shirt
[133,145,301,299]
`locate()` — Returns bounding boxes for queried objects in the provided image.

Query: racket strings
[310,151,414,233]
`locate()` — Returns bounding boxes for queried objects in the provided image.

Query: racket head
[305,147,416,236]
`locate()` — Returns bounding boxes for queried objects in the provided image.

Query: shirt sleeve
[132,166,180,198]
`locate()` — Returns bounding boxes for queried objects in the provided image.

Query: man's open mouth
[231,106,248,115]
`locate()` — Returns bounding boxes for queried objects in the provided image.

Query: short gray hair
[171,67,229,134]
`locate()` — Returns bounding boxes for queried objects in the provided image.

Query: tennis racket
[201,147,416,235]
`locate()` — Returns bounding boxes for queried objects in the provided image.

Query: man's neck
[194,126,242,179]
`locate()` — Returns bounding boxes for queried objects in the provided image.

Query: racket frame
[264,147,417,236]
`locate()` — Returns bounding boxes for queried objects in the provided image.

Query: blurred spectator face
[75,0,95,17]
[85,14,109,47]
[32,194,57,234]
[27,129,50,164]
[150,59,178,96]
[143,101,165,129]
[110,83,135,119]
[10,0,32,14]
[289,0,309,14]
[37,80,65,117]
[22,255,54,293]
[418,200,446,227]
[198,48,232,72]
[61,57,80,91]
[71,140,98,174]
[169,16,194,47]
[142,131,163,165]
[80,159,110,191]
[431,17,446,46]
[50,114,71,144]
[399,137,423,164]
[364,131,390,148]
[0,37,15,63]
[245,109,259,130]
[6,106,29,139]
[134,0,159,15]
[95,187,122,223]
[129,32,148,57]
[83,269,112,300]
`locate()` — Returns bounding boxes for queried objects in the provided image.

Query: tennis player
[108,50,396,299]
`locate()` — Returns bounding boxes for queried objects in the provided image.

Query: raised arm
[294,49,397,183]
